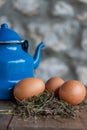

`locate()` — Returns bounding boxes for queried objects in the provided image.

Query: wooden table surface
[0,101,87,130]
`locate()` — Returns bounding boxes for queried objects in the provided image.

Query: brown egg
[59,80,86,105]
[13,78,45,100]
[45,77,64,93]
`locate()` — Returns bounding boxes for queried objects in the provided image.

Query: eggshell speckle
[59,80,86,105]
[13,78,45,100]
[45,77,64,93]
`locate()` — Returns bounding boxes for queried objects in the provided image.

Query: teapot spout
[33,42,45,69]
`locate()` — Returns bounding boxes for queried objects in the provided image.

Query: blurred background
[0,0,87,84]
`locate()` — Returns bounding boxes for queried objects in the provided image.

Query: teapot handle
[22,40,29,52]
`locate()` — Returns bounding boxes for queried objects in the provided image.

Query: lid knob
[1,23,8,29]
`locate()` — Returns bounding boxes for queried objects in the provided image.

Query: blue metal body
[0,23,45,100]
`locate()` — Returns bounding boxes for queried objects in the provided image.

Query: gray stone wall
[0,0,87,84]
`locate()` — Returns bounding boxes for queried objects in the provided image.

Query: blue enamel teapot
[0,23,45,100]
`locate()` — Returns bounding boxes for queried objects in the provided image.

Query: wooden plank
[0,101,14,130]
[0,114,12,130]
[79,107,87,130]
[9,116,85,130]
[1,101,86,130]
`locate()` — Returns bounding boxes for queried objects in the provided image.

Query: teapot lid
[0,23,24,43]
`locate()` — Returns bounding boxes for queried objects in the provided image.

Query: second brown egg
[45,77,64,94]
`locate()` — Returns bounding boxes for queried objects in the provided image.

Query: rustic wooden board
[0,101,87,130]
[0,114,12,130]
[78,107,87,130]
[0,101,14,130]
[9,116,86,130]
